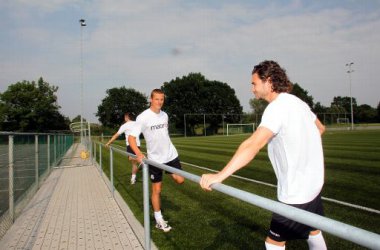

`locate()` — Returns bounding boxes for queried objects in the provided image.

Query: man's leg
[151,182,162,212]
[151,181,171,232]
[166,158,184,184]
[307,230,327,250]
[130,157,138,184]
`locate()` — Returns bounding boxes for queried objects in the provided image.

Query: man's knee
[309,230,320,236]
[172,174,184,184]
[152,183,162,194]
[265,237,285,250]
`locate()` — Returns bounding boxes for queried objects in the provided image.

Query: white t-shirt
[130,108,178,163]
[117,121,140,147]
[259,93,324,204]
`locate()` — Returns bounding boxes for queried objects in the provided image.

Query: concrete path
[0,143,154,249]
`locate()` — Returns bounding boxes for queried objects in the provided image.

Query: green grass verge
[95,129,380,249]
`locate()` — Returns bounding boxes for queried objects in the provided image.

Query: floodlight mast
[345,62,354,130]
[79,19,86,143]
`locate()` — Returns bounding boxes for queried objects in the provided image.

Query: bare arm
[315,118,325,135]
[200,127,273,191]
[128,135,144,163]
[105,133,120,147]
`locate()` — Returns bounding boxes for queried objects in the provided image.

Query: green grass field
[96,130,380,249]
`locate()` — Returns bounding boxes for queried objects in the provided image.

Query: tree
[290,83,314,108]
[0,77,69,132]
[162,73,242,135]
[330,96,357,114]
[96,87,148,128]
[377,102,380,122]
[71,115,87,123]
[249,98,267,115]
[313,102,328,114]
[249,98,267,125]
[355,104,377,123]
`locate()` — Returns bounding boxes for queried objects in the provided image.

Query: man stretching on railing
[129,88,185,233]
[105,112,140,185]
[200,60,327,250]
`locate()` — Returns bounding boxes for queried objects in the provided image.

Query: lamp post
[79,19,86,143]
[346,62,354,130]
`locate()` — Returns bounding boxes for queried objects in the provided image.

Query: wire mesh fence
[0,132,74,239]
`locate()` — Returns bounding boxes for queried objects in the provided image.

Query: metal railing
[0,132,74,239]
[93,141,380,250]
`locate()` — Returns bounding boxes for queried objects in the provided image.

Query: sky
[1,0,379,123]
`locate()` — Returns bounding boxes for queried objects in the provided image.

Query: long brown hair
[252,60,293,93]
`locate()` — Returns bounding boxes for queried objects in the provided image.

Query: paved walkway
[0,144,155,249]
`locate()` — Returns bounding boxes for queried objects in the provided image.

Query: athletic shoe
[155,219,171,232]
[130,178,136,185]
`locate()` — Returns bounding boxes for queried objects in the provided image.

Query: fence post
[93,141,96,165]
[99,144,102,176]
[110,148,114,196]
[8,135,14,222]
[143,163,151,250]
[47,135,50,173]
[54,135,57,166]
[35,135,39,188]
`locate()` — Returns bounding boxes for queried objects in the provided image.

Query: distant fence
[93,141,380,250]
[0,132,74,239]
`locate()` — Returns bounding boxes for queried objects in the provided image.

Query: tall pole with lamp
[346,62,354,130]
[79,19,86,143]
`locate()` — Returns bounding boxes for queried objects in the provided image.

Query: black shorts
[126,145,139,155]
[267,193,324,242]
[149,157,182,183]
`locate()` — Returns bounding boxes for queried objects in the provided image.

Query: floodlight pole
[79,19,86,143]
[346,62,354,130]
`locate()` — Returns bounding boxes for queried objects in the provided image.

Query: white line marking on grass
[182,161,380,215]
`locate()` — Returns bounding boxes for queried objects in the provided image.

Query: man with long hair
[200,60,327,250]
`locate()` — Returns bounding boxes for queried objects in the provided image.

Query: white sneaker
[155,219,171,232]
[130,178,136,185]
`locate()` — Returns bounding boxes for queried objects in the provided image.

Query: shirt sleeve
[258,103,282,134]
[116,124,126,135]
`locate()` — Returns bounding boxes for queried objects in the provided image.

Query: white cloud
[1,1,379,123]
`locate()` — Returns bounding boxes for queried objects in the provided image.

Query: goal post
[337,118,349,124]
[226,123,255,136]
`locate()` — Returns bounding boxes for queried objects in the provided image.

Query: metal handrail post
[8,135,14,222]
[142,163,151,250]
[110,148,114,196]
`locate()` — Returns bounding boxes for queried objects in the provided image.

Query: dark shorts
[149,157,182,183]
[267,193,324,242]
[126,145,140,155]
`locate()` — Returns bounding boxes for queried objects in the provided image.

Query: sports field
[98,129,380,249]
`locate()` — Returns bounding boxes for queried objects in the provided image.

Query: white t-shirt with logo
[259,93,324,204]
[130,108,178,163]
[117,121,140,147]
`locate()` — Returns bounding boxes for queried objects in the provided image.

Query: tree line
[1,75,379,132]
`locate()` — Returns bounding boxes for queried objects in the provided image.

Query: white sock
[154,210,163,222]
[265,242,285,250]
[307,231,327,250]
[131,174,136,180]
